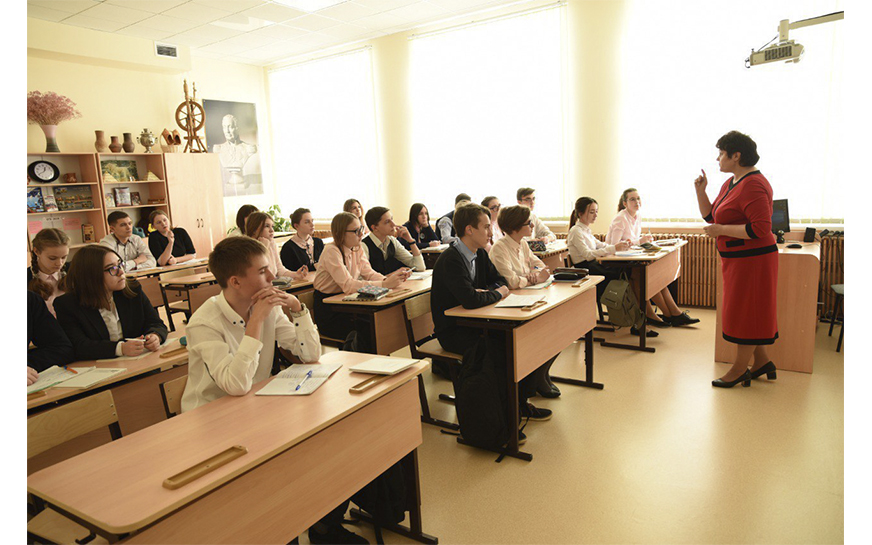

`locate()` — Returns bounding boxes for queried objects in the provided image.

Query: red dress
[705,171,778,345]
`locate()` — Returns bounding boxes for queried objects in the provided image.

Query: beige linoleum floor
[329,308,845,544]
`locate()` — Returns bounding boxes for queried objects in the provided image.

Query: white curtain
[617,0,844,222]
[268,48,380,221]
[409,5,566,218]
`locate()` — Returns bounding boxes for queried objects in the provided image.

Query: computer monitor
[771,199,790,234]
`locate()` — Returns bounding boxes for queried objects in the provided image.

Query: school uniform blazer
[28,290,74,371]
[54,287,168,361]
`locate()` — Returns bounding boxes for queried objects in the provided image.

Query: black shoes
[308,525,369,544]
[749,361,777,380]
[520,402,552,421]
[647,317,672,328]
[660,311,701,326]
[630,326,659,337]
[712,369,752,388]
[536,382,561,398]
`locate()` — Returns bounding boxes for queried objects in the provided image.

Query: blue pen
[295,370,313,391]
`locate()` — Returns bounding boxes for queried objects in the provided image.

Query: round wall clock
[28,160,60,183]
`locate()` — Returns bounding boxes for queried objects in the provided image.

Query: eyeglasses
[488,204,501,212]
[521,197,536,203]
[526,220,535,228]
[346,227,364,236]
[104,263,125,277]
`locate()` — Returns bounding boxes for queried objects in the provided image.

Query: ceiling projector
[749,41,804,66]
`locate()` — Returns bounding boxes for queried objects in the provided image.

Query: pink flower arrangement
[27,91,82,126]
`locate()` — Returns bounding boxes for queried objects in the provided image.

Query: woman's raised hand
[694,169,708,192]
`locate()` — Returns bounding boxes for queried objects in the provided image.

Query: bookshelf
[96,153,169,234]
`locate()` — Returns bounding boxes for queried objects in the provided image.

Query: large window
[410,5,566,218]
[268,48,380,219]
[618,0,844,222]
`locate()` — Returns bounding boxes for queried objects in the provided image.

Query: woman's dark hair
[569,197,598,228]
[29,228,69,300]
[716,130,759,167]
[331,212,360,263]
[66,245,135,309]
[235,204,258,233]
[290,208,311,229]
[244,212,271,239]
[409,203,429,227]
[617,188,639,212]
[498,205,532,235]
[343,199,363,216]
[481,196,499,209]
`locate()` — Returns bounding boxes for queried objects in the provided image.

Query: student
[100,211,156,271]
[481,196,504,251]
[606,188,700,329]
[489,205,561,398]
[228,204,258,237]
[399,203,441,250]
[360,206,425,274]
[280,207,324,272]
[28,290,75,384]
[27,228,69,316]
[313,212,410,350]
[430,203,551,429]
[343,198,368,236]
[147,210,196,267]
[54,245,168,361]
[245,212,307,281]
[516,187,556,243]
[566,196,629,295]
[436,193,472,243]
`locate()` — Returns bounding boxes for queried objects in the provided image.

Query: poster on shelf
[28,220,43,235]
[63,217,82,231]
[204,99,263,197]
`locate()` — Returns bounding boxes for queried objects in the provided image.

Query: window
[617,0,844,222]
[268,48,380,220]
[409,5,566,218]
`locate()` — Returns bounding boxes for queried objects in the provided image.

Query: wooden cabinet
[164,153,225,256]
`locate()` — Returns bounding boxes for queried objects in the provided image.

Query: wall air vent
[155,42,178,59]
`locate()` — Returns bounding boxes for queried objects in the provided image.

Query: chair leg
[829,296,841,337]
[417,374,459,430]
[837,320,844,352]
[439,360,459,403]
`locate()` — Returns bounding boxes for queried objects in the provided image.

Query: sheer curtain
[409,5,566,218]
[617,0,844,222]
[268,48,380,220]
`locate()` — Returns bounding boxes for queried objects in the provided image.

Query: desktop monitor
[771,199,790,234]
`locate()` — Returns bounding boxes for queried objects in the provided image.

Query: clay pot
[94,130,108,152]
[108,136,122,153]
[122,132,136,153]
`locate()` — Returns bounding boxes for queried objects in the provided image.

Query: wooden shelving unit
[97,153,169,234]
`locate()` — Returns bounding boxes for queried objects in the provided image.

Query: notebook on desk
[349,356,420,375]
[27,366,127,393]
[256,362,342,396]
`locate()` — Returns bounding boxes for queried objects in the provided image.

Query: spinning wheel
[175,79,207,153]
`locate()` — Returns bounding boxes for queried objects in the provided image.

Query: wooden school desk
[445,276,604,461]
[127,259,210,311]
[28,352,437,544]
[420,245,448,269]
[715,241,821,373]
[28,332,188,473]
[597,240,688,353]
[533,240,570,270]
[322,278,433,355]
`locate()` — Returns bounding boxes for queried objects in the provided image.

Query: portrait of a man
[203,100,263,197]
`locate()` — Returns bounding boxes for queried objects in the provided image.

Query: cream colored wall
[27,18,273,231]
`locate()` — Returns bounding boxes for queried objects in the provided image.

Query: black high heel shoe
[712,369,752,388]
[749,361,777,380]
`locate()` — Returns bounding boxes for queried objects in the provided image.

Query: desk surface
[28,330,188,411]
[445,276,603,321]
[162,271,317,290]
[532,240,568,257]
[777,241,821,258]
[323,277,432,307]
[27,352,428,535]
[126,259,210,279]
[598,239,688,262]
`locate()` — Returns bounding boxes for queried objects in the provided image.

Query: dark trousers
[314,290,374,353]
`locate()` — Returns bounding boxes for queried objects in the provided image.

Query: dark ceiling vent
[155,42,178,59]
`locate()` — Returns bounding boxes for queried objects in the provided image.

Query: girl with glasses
[481,196,505,251]
[53,245,168,360]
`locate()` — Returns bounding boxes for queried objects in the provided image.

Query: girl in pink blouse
[313,212,410,350]
[245,212,307,282]
[481,196,505,251]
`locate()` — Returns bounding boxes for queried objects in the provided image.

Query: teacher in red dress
[695,131,778,388]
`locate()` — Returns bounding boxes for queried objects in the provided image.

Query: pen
[295,370,313,391]
[63,366,79,374]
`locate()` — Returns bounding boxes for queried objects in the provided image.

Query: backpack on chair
[601,273,643,328]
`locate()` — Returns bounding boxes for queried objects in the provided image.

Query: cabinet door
[195,154,226,251]
[164,154,224,256]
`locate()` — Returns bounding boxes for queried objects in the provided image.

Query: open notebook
[27,366,127,394]
[255,362,342,396]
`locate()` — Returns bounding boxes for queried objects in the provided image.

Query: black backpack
[454,336,509,449]
[351,461,406,527]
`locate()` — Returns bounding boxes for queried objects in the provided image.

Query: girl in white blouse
[605,189,699,328]
[245,212,307,281]
[490,205,560,398]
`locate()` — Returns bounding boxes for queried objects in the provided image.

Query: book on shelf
[114,187,131,206]
[82,223,95,243]
[54,186,94,211]
[130,191,142,206]
[43,195,58,212]
[27,187,44,213]
[104,192,115,208]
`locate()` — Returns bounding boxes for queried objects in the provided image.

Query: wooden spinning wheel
[175,79,207,153]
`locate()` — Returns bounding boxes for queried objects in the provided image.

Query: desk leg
[349,450,439,544]
[160,284,175,332]
[599,263,656,353]
[551,330,604,390]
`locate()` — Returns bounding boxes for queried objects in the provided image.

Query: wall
[27,17,273,231]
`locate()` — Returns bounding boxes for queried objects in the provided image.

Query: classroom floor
[327,308,844,544]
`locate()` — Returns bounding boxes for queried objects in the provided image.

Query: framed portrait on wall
[203,99,264,197]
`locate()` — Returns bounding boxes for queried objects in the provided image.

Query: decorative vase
[40,124,59,153]
[122,132,136,153]
[108,136,122,153]
[139,128,156,153]
[94,130,108,152]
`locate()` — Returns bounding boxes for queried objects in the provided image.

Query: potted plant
[27,91,82,153]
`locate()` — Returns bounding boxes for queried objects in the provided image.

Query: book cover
[43,194,59,212]
[130,191,142,206]
[54,186,94,211]
[27,187,44,213]
[114,187,131,206]
[82,223,95,243]
[104,192,115,208]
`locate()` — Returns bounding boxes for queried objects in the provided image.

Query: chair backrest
[159,375,189,418]
[28,390,122,460]
[296,290,315,320]
[402,293,435,359]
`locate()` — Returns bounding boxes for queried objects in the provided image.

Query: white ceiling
[28,0,528,66]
